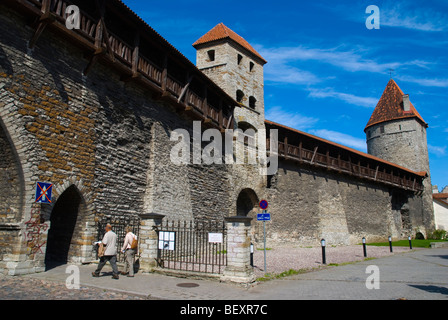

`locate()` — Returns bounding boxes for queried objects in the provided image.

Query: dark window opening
[207,50,215,62]
[249,61,254,71]
[236,90,244,103]
[249,96,256,109]
[237,54,243,65]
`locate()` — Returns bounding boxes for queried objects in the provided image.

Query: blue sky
[122,0,448,190]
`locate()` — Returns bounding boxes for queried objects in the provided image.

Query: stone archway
[236,188,259,217]
[236,188,261,243]
[0,117,25,225]
[44,185,86,270]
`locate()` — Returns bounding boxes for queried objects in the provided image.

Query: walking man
[92,224,120,279]
[121,226,137,277]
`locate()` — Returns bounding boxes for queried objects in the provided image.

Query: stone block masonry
[0,5,232,275]
[221,216,255,284]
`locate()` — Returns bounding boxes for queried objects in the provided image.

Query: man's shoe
[92,272,100,277]
[127,274,134,277]
[121,271,128,275]
[112,274,119,280]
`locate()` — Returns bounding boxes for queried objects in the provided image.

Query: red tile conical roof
[193,23,267,64]
[365,79,427,131]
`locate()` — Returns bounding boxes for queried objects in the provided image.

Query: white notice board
[208,232,223,243]
[158,231,175,250]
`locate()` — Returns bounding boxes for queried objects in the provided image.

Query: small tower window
[236,90,244,103]
[249,96,256,109]
[207,50,215,62]
[237,54,243,65]
[249,61,255,71]
[380,126,385,134]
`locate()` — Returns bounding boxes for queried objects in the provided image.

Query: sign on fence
[208,232,223,243]
[158,231,176,250]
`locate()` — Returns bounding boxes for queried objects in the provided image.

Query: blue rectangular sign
[257,213,271,221]
[35,182,53,204]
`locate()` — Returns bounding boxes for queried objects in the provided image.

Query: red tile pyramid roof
[193,23,267,64]
[364,79,428,131]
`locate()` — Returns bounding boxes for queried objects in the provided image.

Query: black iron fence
[96,215,140,262]
[157,219,227,274]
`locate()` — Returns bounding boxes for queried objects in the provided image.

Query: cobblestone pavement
[1,247,447,302]
[0,272,151,300]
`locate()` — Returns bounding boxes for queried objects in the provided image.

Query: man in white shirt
[120,226,137,277]
[92,224,119,279]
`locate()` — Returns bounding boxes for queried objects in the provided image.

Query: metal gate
[157,219,227,274]
[96,215,140,262]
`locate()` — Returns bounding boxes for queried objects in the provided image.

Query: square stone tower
[193,23,267,131]
[193,23,269,218]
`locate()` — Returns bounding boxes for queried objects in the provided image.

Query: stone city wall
[0,5,232,274]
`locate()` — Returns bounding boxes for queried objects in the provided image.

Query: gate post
[221,216,255,284]
[138,213,165,273]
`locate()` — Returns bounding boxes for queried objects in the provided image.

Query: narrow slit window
[237,54,243,65]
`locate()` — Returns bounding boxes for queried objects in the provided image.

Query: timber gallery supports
[138,214,255,284]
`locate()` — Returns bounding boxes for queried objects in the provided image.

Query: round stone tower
[364,79,434,233]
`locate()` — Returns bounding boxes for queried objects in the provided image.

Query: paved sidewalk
[18,247,448,300]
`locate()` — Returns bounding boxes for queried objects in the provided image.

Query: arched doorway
[0,119,24,224]
[236,188,261,243]
[45,185,83,270]
[236,188,259,217]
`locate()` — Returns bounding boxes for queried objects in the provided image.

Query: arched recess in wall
[236,188,259,217]
[0,116,25,225]
[44,185,88,270]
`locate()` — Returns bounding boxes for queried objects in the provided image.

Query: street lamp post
[362,237,367,257]
[321,239,326,265]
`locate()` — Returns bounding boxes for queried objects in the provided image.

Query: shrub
[427,229,447,240]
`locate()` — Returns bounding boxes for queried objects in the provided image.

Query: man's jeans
[95,255,119,275]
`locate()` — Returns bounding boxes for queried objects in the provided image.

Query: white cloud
[381,3,448,32]
[307,88,378,108]
[396,75,448,88]
[259,45,402,74]
[265,106,319,131]
[264,64,320,85]
[428,144,447,156]
[308,129,367,152]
